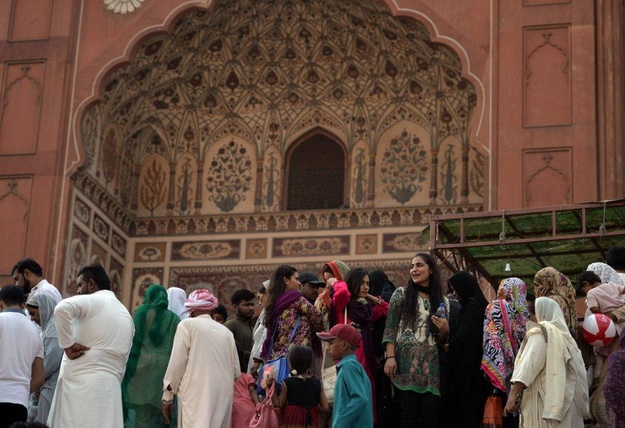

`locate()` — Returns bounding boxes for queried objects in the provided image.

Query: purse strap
[500,299,517,355]
[268,314,301,357]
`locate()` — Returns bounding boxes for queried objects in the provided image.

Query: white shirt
[0,309,44,407]
[47,290,134,428]
[30,279,62,303]
[163,315,240,428]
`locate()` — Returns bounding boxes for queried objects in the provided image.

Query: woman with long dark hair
[382,252,448,428]
[331,267,388,420]
[261,265,323,362]
[432,271,489,428]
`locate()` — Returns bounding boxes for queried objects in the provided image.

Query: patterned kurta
[267,296,323,360]
[382,287,448,396]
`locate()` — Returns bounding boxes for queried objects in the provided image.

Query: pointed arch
[284,128,348,211]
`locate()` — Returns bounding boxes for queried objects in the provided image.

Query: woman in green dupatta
[123,284,180,427]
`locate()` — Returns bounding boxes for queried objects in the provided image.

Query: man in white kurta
[12,258,63,302]
[47,264,134,428]
[162,289,240,428]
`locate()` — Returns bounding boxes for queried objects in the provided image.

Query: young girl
[268,345,329,427]
[230,372,259,427]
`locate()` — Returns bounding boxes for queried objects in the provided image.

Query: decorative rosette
[103,0,145,14]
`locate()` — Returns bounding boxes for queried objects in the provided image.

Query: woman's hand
[325,277,338,291]
[366,294,381,305]
[250,360,261,378]
[504,393,519,415]
[384,357,397,379]
[264,372,274,388]
[430,315,449,338]
[504,382,525,416]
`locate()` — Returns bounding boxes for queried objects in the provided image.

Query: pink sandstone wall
[0,0,622,294]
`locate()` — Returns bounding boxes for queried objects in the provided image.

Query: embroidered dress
[263,296,323,361]
[382,287,447,396]
[280,377,322,428]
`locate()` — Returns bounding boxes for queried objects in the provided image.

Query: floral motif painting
[175,154,196,215]
[139,157,168,216]
[274,236,350,257]
[380,130,428,205]
[206,140,253,212]
[171,240,240,261]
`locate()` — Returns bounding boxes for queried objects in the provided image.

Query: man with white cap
[162,289,240,428]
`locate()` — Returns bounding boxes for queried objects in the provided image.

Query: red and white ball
[582,313,617,347]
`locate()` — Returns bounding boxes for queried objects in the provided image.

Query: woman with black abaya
[432,270,490,428]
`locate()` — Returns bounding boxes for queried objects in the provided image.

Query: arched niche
[284,128,347,211]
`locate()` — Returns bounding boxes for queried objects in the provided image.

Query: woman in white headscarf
[25,293,63,423]
[504,297,589,427]
[167,287,188,320]
[587,262,625,286]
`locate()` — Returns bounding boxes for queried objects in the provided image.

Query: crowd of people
[1,246,625,428]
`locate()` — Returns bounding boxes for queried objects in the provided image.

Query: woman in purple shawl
[261,265,323,362]
[605,328,625,427]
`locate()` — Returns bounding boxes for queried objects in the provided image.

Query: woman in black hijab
[432,270,489,428]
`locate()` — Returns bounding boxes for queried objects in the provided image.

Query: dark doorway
[286,133,345,210]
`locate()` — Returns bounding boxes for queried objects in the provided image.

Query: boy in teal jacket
[317,324,373,428]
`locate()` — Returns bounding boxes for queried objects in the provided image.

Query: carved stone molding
[523,148,572,207]
[523,26,572,127]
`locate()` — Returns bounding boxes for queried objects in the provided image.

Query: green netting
[426,202,625,290]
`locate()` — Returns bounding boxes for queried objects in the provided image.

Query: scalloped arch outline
[69,0,486,177]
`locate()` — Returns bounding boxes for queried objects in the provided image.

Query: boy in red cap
[317,324,373,428]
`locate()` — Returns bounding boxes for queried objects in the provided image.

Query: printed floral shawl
[533,267,578,333]
[481,277,528,391]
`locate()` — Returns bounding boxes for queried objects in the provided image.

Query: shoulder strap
[288,315,301,343]
[267,314,301,357]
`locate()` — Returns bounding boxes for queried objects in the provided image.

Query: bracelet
[162,399,173,404]
[386,356,396,359]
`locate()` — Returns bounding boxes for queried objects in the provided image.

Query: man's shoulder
[224,317,250,330]
[34,279,62,298]
[337,355,364,372]
[0,311,40,336]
